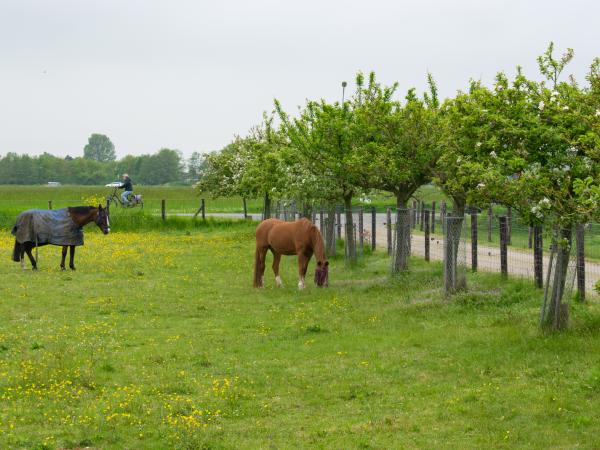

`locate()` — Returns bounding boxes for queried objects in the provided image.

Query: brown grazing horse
[254,218,328,289]
[12,206,110,270]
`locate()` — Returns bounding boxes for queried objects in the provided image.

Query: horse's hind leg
[253,246,268,288]
[60,246,67,270]
[272,252,283,287]
[69,246,76,270]
[24,244,37,270]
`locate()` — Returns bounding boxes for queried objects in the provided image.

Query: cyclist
[119,174,134,205]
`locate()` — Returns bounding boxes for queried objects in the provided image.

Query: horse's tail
[253,247,263,288]
[12,240,22,262]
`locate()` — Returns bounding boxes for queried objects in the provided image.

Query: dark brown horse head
[95,205,110,234]
[68,205,109,234]
[314,260,329,287]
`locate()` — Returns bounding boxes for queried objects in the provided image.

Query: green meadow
[1,220,600,449]
[0,184,446,218]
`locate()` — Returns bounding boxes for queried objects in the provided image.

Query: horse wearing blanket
[254,218,328,289]
[11,206,110,270]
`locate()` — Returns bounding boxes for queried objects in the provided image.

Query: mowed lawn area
[2,222,600,449]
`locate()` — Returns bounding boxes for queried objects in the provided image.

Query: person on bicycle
[119,174,134,205]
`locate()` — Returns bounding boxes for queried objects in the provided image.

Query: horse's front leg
[69,246,76,270]
[25,244,37,270]
[297,252,311,290]
[61,246,67,270]
[272,252,283,287]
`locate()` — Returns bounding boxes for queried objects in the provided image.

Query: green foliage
[354,72,441,207]
[275,91,363,205]
[0,149,190,186]
[83,133,116,162]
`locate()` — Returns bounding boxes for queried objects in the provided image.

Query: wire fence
[3,194,598,298]
[274,201,600,298]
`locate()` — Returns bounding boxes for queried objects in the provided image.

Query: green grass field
[2,221,600,449]
[0,184,444,216]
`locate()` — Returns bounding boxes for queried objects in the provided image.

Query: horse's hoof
[32,267,37,271]
[60,266,65,271]
[70,267,76,271]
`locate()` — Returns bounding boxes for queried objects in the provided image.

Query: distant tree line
[0,134,206,185]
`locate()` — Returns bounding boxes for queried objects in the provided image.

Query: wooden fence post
[534,225,543,289]
[243,197,247,219]
[319,209,324,236]
[471,211,478,272]
[507,206,512,245]
[420,202,425,231]
[528,227,533,249]
[48,200,52,210]
[576,224,586,302]
[487,205,493,242]
[386,207,392,256]
[358,206,364,253]
[194,198,206,219]
[499,216,508,278]
[424,210,430,262]
[336,207,342,239]
[412,201,417,229]
[371,206,376,251]
[161,199,166,221]
[431,201,436,233]
[441,201,447,233]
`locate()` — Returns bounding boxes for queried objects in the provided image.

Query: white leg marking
[298,278,305,290]
[275,275,283,287]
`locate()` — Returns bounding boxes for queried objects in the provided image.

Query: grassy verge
[0,185,446,216]
[1,228,600,448]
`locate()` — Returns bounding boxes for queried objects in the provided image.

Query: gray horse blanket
[12,209,84,246]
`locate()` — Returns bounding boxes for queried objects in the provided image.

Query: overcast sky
[1,0,599,159]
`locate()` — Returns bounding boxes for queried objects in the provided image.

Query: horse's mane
[68,206,97,214]
[310,225,326,262]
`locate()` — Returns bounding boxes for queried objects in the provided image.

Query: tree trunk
[392,194,411,273]
[302,202,312,219]
[452,199,466,217]
[542,227,572,330]
[263,192,271,220]
[445,197,466,292]
[344,195,357,265]
[326,206,336,257]
[533,225,543,289]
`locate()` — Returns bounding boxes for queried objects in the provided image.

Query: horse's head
[95,205,110,235]
[314,260,329,287]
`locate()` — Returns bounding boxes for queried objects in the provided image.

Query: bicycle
[105,182,144,209]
